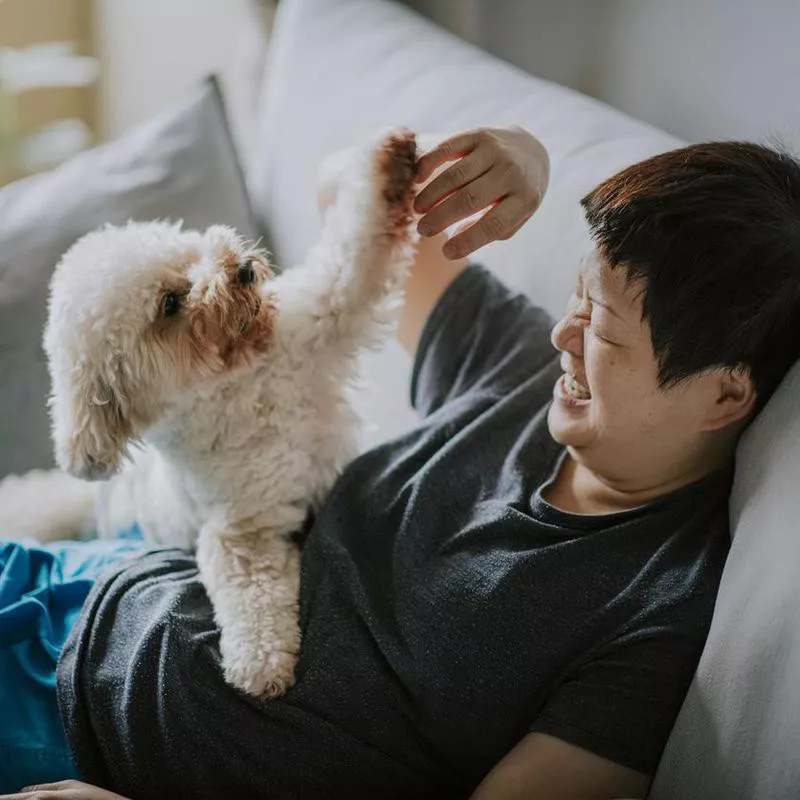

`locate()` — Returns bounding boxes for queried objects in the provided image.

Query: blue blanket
[0,534,145,792]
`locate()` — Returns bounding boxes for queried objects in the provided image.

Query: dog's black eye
[162,292,181,317]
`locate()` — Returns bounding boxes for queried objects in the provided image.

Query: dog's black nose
[238,260,255,285]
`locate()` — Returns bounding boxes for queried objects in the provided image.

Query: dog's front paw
[223,646,299,699]
[374,130,418,235]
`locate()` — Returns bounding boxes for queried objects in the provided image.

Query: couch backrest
[248,1,800,797]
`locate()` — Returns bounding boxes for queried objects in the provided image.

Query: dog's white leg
[272,131,418,355]
[196,517,302,698]
[0,469,97,543]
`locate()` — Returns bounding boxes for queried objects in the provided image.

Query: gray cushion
[0,76,259,478]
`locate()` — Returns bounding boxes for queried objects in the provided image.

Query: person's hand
[0,780,130,800]
[414,126,549,260]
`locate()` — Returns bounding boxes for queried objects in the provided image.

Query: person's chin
[547,403,589,447]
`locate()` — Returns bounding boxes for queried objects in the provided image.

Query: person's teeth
[566,373,591,399]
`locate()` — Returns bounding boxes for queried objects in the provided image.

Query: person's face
[547,248,728,485]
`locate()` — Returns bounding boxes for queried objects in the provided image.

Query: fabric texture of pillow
[0,76,259,478]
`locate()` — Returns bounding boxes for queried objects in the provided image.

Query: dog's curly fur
[3,130,418,698]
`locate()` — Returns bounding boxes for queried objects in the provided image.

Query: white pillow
[650,358,800,800]
[248,0,679,447]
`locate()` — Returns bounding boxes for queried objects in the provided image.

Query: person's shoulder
[649,476,731,620]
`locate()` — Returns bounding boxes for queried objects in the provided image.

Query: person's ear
[703,365,757,430]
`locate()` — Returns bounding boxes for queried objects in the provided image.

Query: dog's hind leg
[196,514,303,698]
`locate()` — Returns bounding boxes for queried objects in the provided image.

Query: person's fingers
[414,130,483,184]
[443,197,526,260]
[414,149,492,215]
[417,169,507,237]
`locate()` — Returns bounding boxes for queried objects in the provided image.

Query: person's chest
[296,389,658,769]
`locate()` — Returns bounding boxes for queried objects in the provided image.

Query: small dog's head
[44,221,275,480]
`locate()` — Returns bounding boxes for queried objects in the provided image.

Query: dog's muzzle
[238,260,256,285]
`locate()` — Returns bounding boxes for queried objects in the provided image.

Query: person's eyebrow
[583,269,627,323]
[589,293,626,322]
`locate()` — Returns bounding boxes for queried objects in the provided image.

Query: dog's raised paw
[375,130,417,230]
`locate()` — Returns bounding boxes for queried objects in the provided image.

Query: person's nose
[551,311,584,358]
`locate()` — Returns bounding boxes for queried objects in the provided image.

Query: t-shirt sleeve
[530,623,705,776]
[410,264,557,417]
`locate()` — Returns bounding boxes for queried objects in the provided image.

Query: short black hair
[581,141,800,414]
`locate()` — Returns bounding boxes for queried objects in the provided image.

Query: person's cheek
[589,352,620,418]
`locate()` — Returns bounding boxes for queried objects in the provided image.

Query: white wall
[455,0,800,146]
[95,0,800,150]
[596,0,800,145]
[94,0,269,148]
[404,0,481,44]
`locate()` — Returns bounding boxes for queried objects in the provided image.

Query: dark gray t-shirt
[58,265,731,800]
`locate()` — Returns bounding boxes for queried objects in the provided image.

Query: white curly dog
[0,130,418,698]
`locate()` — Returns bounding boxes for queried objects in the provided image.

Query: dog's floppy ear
[49,359,134,481]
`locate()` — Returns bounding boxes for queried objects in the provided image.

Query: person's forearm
[468,733,649,800]
[0,779,131,799]
[397,232,468,357]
